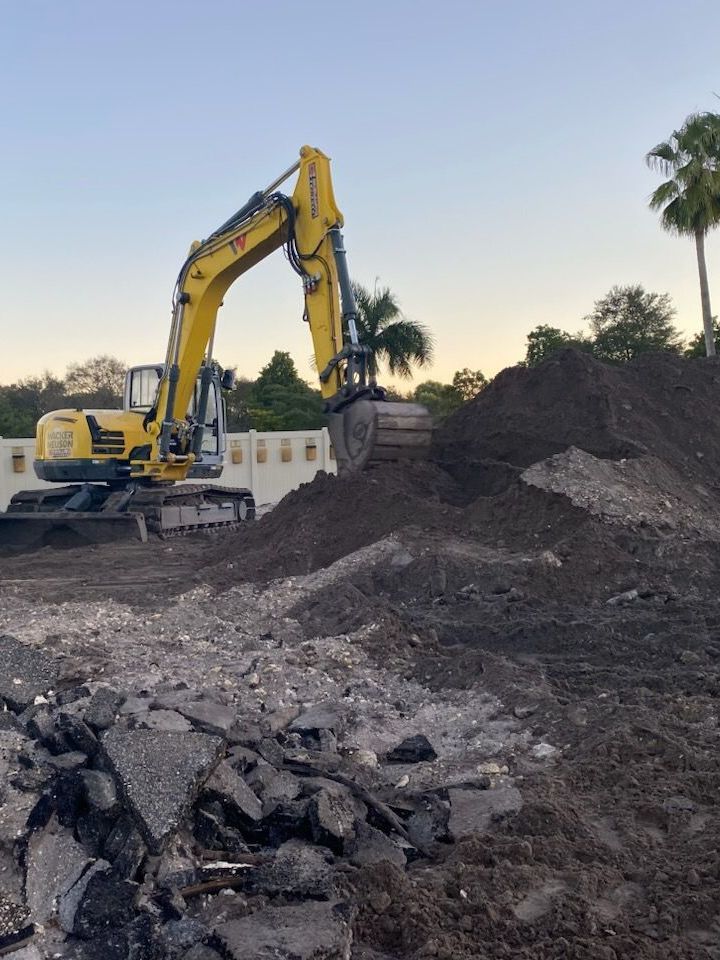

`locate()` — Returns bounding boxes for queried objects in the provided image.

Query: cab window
[129,367,161,411]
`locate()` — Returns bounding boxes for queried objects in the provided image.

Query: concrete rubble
[0,629,498,959]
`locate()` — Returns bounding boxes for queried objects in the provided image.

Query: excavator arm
[137,145,431,480]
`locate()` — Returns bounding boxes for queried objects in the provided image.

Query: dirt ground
[2,349,720,959]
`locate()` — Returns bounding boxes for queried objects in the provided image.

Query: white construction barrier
[0,429,337,510]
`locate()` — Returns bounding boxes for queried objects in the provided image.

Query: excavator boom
[141,145,431,479]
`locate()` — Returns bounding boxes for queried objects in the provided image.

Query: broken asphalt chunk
[0,635,59,713]
[176,700,236,737]
[58,714,100,756]
[346,821,407,868]
[256,737,285,767]
[110,825,147,881]
[261,798,311,846]
[47,750,89,772]
[250,838,336,899]
[83,688,126,732]
[0,895,34,955]
[181,947,223,960]
[56,769,87,826]
[309,789,357,853]
[289,702,344,736]
[58,860,107,933]
[137,709,193,733]
[102,728,223,853]
[25,817,91,925]
[212,900,354,960]
[259,769,302,811]
[160,916,208,957]
[406,794,450,847]
[201,760,263,825]
[79,769,119,813]
[75,809,118,857]
[59,860,138,939]
[386,734,437,763]
[61,915,163,960]
[289,702,344,752]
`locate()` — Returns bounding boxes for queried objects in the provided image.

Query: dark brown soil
[3,349,720,958]
[346,586,720,960]
[435,348,720,488]
[206,461,468,585]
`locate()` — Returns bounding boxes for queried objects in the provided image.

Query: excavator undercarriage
[2,483,256,550]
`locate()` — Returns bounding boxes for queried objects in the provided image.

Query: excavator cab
[125,365,226,477]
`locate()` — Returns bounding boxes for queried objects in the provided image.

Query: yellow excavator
[1,146,432,548]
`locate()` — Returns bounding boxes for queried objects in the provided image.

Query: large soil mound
[210,350,720,587]
[212,461,465,582]
[435,349,720,489]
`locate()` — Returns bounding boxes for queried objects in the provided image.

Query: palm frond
[648,179,678,210]
[375,319,435,378]
[350,279,434,379]
[646,111,720,236]
[646,140,679,173]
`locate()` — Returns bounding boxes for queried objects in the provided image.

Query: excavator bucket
[0,511,148,552]
[328,400,433,475]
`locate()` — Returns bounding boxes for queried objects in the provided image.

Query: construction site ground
[2,350,720,960]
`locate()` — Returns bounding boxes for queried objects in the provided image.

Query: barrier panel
[0,429,337,509]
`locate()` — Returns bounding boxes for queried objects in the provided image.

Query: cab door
[124,364,225,469]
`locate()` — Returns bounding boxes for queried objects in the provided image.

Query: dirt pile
[435,349,720,489]
[210,462,466,583]
[209,350,720,595]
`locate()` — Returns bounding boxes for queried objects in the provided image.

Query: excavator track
[133,484,256,536]
[0,483,255,551]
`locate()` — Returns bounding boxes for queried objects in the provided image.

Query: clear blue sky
[1,0,719,386]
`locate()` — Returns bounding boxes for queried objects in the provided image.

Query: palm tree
[646,112,720,356]
[351,282,434,378]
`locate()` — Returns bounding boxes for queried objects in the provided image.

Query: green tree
[352,283,434,379]
[586,285,683,363]
[686,317,720,357]
[248,384,325,431]
[223,376,253,431]
[524,325,592,367]
[252,351,306,399]
[0,373,67,437]
[65,355,126,407]
[646,112,720,356]
[248,351,325,430]
[411,380,463,419]
[0,391,35,437]
[452,368,487,400]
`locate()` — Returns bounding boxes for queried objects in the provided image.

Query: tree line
[0,349,486,437]
[524,109,720,366]
[523,282,715,367]
[0,275,717,438]
[0,283,484,436]
[0,356,129,438]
